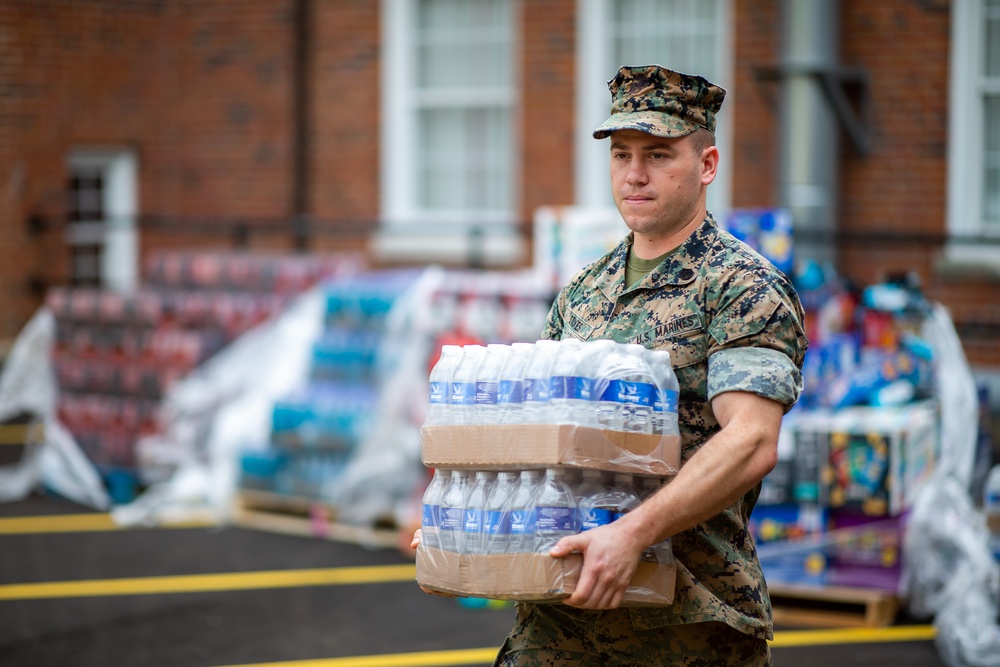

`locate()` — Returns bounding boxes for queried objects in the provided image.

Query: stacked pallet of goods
[47,250,350,502]
[752,268,941,627]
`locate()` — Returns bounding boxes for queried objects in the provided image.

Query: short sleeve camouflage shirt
[540,214,808,639]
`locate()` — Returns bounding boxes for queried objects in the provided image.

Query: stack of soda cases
[240,269,420,500]
[47,251,354,500]
[418,339,680,600]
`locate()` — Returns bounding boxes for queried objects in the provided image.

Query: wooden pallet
[232,488,400,549]
[769,582,900,628]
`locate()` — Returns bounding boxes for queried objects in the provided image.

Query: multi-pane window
[66,150,139,291]
[576,0,730,214]
[949,0,1000,251]
[610,0,721,76]
[384,0,516,224]
[66,166,107,287]
[981,0,1000,232]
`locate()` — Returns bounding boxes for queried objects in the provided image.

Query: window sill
[934,245,1000,282]
[370,226,526,268]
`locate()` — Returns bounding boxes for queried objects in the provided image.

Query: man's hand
[549,523,645,609]
[410,529,459,598]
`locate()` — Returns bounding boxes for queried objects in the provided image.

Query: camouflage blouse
[541,214,808,639]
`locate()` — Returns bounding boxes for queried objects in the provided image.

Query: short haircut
[689,128,716,155]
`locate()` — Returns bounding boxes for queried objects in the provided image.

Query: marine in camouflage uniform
[493,66,808,666]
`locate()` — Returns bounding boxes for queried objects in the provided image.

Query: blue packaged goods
[271,382,377,449]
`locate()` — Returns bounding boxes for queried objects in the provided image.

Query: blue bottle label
[421,503,439,528]
[654,388,679,413]
[440,506,463,531]
[622,381,656,407]
[524,377,550,402]
[509,509,536,535]
[450,381,477,406]
[429,381,449,405]
[580,507,612,531]
[484,509,511,536]
[463,508,483,533]
[535,505,576,531]
[599,379,625,402]
[498,379,524,405]
[549,376,592,400]
[475,380,499,405]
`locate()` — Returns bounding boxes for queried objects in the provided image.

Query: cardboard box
[827,511,905,591]
[415,546,676,606]
[783,401,939,516]
[420,424,680,477]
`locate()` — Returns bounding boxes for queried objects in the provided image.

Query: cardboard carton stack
[47,250,352,499]
[751,269,943,592]
[415,345,683,606]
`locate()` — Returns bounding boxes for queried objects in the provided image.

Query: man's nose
[626,160,648,185]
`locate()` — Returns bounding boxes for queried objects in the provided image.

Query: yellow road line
[0,423,43,445]
[0,564,417,601]
[210,625,937,667]
[770,624,936,647]
[212,648,498,667]
[0,513,214,535]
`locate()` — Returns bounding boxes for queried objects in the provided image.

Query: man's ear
[701,146,719,186]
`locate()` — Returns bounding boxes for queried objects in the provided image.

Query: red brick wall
[730,0,781,209]
[2,1,173,343]
[520,0,576,222]
[838,0,950,282]
[310,0,381,224]
[838,0,999,366]
[1,0,309,344]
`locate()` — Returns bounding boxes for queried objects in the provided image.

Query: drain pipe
[778,0,840,268]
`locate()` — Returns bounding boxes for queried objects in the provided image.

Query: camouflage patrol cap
[593,64,727,139]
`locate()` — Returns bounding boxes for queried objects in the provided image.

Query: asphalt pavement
[0,492,947,667]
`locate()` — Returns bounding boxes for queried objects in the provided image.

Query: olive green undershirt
[625,247,677,289]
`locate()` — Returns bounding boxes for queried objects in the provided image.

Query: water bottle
[426,345,464,426]
[497,342,534,425]
[622,344,657,433]
[638,476,662,501]
[648,349,680,437]
[419,468,448,549]
[985,464,1000,560]
[548,339,592,425]
[592,341,629,431]
[642,537,674,565]
[522,340,560,424]
[439,469,470,552]
[450,345,486,425]
[508,469,541,552]
[575,468,614,532]
[534,468,579,553]
[475,344,511,425]
[463,470,496,554]
[609,473,641,521]
[483,471,518,554]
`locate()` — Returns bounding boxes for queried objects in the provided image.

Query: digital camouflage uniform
[492,64,808,667]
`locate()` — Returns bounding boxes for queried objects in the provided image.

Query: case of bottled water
[416,339,680,606]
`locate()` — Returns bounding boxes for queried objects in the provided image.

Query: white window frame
[377,0,523,266]
[575,0,733,220]
[66,148,139,292]
[947,0,1000,267]
[575,0,733,217]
